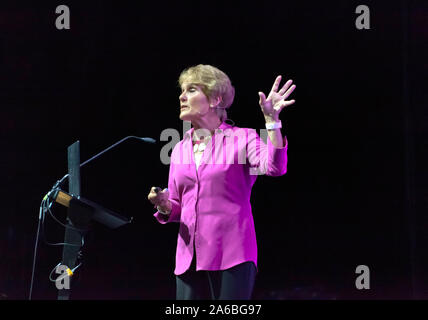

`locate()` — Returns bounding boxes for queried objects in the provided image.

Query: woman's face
[179,82,211,121]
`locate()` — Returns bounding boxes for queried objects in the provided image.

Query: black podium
[28,136,154,300]
[55,141,132,300]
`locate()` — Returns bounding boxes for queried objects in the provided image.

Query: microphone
[53,136,156,188]
[80,136,156,167]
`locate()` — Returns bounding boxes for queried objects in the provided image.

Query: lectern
[55,141,131,300]
[28,136,155,300]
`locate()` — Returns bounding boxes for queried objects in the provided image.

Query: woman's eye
[180,87,196,94]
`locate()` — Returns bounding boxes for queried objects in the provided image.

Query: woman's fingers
[258,92,266,105]
[148,186,160,202]
[275,99,296,112]
[281,84,296,99]
[270,75,282,93]
[278,79,293,96]
[148,186,169,206]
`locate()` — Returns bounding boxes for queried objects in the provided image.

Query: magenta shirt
[154,121,288,275]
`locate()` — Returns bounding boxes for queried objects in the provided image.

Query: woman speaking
[147,64,296,300]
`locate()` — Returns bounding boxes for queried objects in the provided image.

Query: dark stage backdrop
[0,0,426,300]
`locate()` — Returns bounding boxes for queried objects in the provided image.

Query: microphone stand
[59,136,155,300]
[29,135,156,300]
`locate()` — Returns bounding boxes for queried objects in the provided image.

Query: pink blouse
[154,121,288,275]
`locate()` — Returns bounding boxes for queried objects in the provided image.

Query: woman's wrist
[264,114,282,132]
[264,114,280,124]
[157,200,172,215]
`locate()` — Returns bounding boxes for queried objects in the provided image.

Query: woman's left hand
[258,75,296,122]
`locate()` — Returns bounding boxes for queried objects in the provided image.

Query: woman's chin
[179,113,192,121]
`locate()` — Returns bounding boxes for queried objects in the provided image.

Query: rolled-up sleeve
[246,129,288,176]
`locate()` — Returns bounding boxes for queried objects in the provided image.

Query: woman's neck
[192,117,222,140]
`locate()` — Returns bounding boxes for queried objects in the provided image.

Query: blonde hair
[178,64,235,122]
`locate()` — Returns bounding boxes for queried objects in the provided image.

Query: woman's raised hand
[258,75,296,121]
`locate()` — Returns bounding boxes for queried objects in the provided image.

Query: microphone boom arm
[56,136,156,188]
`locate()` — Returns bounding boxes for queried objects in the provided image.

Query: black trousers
[176,257,257,300]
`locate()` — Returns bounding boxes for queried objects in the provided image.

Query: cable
[46,195,89,232]
[29,188,86,299]
[28,200,44,300]
[48,263,62,282]
[41,194,86,247]
[48,262,82,283]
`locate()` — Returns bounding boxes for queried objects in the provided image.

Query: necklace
[192,135,211,153]
[193,141,206,153]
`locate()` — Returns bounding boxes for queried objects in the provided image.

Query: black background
[1,0,427,300]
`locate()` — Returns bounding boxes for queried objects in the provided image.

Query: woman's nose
[179,92,186,101]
